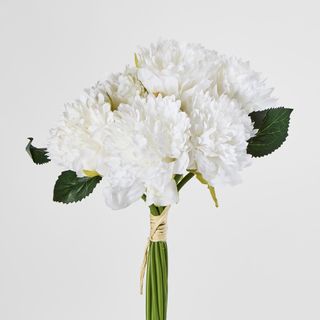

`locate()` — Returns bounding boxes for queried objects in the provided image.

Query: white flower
[102,94,190,209]
[47,66,143,176]
[136,40,276,114]
[47,96,113,176]
[85,66,145,110]
[47,40,277,210]
[185,91,255,186]
[211,56,276,113]
[136,39,220,100]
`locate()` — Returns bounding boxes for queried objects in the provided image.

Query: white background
[1,0,319,319]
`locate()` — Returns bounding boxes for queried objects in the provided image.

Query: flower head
[102,94,190,209]
[86,66,145,111]
[185,91,255,186]
[136,39,220,100]
[211,56,276,113]
[47,96,113,176]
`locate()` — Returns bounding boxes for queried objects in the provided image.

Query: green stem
[146,250,152,320]
[144,172,194,320]
[142,171,194,213]
[147,241,168,320]
[150,244,159,319]
[146,205,168,320]
[177,172,194,191]
[155,244,164,320]
[159,242,168,317]
[174,174,183,184]
[149,205,160,216]
[141,194,160,215]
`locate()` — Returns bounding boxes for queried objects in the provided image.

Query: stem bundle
[144,173,194,320]
[146,241,168,320]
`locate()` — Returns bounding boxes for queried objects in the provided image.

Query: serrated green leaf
[247,107,293,157]
[53,170,102,204]
[249,109,269,129]
[26,137,50,164]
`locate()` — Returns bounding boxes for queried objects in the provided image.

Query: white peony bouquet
[26,39,292,320]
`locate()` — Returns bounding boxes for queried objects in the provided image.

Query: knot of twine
[139,205,170,294]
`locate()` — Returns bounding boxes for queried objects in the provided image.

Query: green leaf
[82,170,100,177]
[194,172,219,208]
[174,174,183,184]
[26,137,50,164]
[53,170,102,204]
[247,107,293,157]
[134,53,140,68]
[208,185,219,208]
[249,109,269,129]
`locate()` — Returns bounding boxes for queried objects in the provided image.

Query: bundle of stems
[146,234,168,320]
[144,173,194,320]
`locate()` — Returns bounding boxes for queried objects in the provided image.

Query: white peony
[136,39,275,114]
[47,96,113,176]
[185,91,255,186]
[136,39,220,100]
[48,66,143,176]
[47,40,278,209]
[85,66,145,111]
[210,56,276,113]
[101,94,190,209]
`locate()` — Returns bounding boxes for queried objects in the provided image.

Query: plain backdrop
[0,0,319,319]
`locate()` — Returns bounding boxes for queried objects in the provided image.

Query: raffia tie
[139,205,170,294]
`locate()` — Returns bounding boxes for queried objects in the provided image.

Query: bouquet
[26,39,292,320]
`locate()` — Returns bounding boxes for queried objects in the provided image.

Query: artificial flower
[102,94,190,209]
[185,91,255,185]
[211,56,276,113]
[86,66,144,111]
[47,95,113,176]
[136,39,220,100]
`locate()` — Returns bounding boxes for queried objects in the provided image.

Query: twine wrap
[140,205,170,294]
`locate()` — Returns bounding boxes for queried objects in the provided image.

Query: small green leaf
[53,170,102,204]
[26,137,50,164]
[174,174,183,184]
[248,107,293,157]
[195,172,207,185]
[195,172,219,208]
[134,53,140,68]
[208,185,219,208]
[83,170,100,177]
